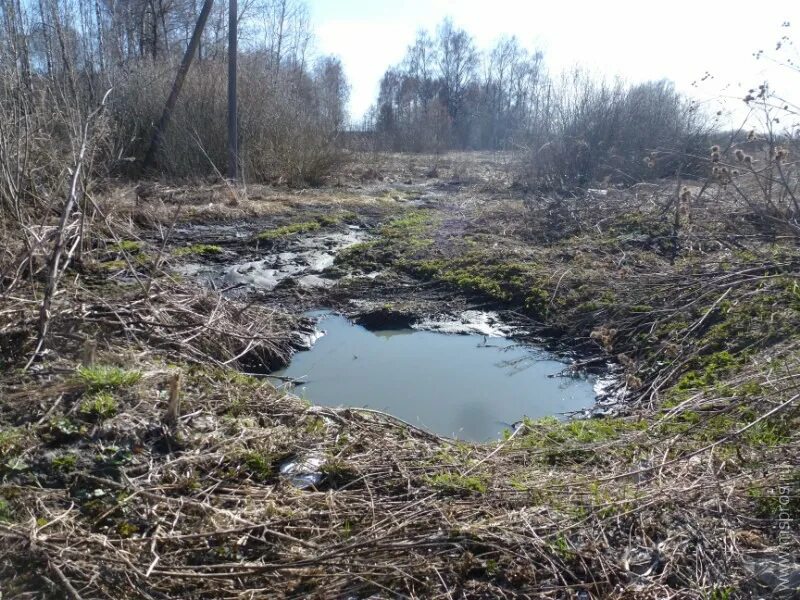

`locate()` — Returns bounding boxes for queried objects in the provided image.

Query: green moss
[79,392,118,420]
[736,380,763,397]
[427,472,488,494]
[0,497,11,522]
[113,240,142,253]
[257,221,321,241]
[51,453,78,472]
[99,259,126,271]
[630,304,653,313]
[116,521,140,538]
[524,287,550,316]
[76,365,142,391]
[314,211,356,226]
[173,244,223,257]
[380,211,431,236]
[241,451,273,480]
[0,428,23,458]
[676,351,739,391]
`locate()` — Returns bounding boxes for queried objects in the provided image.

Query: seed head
[734,148,745,162]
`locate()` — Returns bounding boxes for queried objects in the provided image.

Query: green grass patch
[0,428,23,458]
[0,497,11,522]
[258,212,358,242]
[76,365,142,392]
[427,472,488,494]
[113,240,142,253]
[51,453,78,472]
[526,416,646,445]
[379,210,432,237]
[79,392,118,420]
[408,255,538,305]
[315,211,356,226]
[204,367,262,388]
[747,473,800,519]
[174,244,223,257]
[676,351,739,391]
[509,416,647,465]
[241,451,273,480]
[257,221,321,241]
[116,521,140,538]
[99,259,127,271]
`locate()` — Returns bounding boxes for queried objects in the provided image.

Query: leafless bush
[699,99,799,238]
[0,40,112,286]
[671,27,800,243]
[517,76,710,191]
[114,54,348,185]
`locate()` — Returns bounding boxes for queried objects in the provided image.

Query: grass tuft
[76,366,142,392]
[79,392,118,420]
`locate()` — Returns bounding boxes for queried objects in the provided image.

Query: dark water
[274,312,598,441]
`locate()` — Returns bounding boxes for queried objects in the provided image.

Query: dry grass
[0,334,796,598]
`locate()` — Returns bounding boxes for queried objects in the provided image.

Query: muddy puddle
[177,226,368,291]
[274,312,601,441]
[172,222,611,437]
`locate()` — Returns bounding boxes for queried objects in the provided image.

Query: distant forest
[366,19,710,185]
[2,0,712,188]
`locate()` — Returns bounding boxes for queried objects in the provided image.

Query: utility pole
[227,0,238,181]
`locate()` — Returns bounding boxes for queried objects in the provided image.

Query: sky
[309,0,799,124]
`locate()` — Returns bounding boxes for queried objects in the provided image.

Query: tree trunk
[141,0,215,172]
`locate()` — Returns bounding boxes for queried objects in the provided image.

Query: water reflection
[274,312,597,441]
